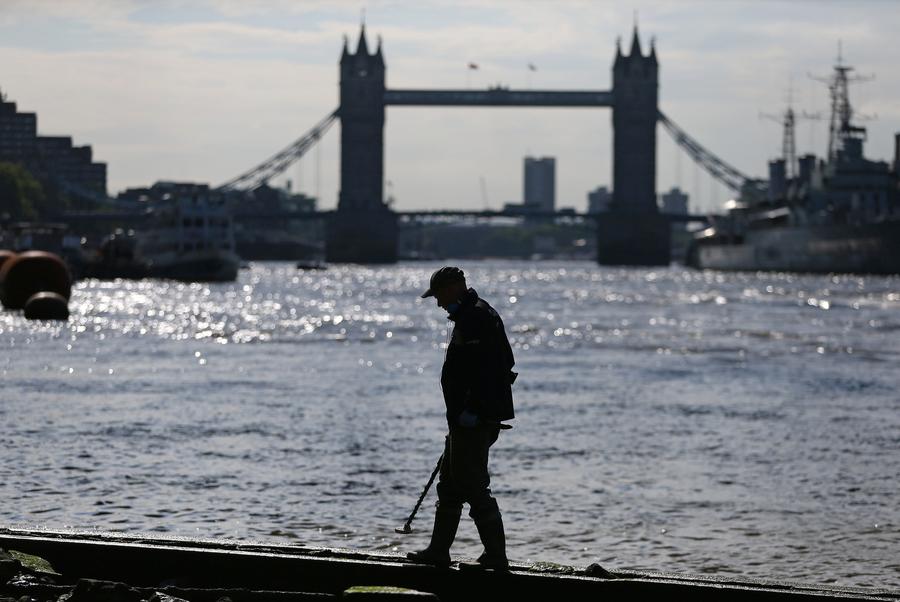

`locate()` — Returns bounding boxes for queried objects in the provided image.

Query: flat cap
[421,266,465,298]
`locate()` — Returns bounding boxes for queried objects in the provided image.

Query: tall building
[0,97,37,163]
[894,133,900,175]
[0,91,107,198]
[587,186,613,213]
[524,156,555,212]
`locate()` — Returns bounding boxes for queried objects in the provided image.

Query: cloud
[1,0,898,213]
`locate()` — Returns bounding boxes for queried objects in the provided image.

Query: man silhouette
[407,266,516,570]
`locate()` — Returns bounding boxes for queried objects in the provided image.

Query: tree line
[0,162,97,221]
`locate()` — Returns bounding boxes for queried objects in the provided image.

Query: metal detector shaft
[397,453,443,534]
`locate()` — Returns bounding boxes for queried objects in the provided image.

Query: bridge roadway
[59,209,708,223]
[383,89,613,107]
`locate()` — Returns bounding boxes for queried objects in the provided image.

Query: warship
[686,52,900,274]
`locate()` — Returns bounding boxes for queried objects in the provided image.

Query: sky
[1,0,898,213]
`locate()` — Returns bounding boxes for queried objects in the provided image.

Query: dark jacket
[441,288,516,428]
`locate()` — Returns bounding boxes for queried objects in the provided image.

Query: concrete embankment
[0,528,896,602]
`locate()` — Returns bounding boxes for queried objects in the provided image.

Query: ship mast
[760,80,815,181]
[782,106,796,180]
[812,41,873,162]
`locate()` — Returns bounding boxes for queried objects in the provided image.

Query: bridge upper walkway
[383,89,613,107]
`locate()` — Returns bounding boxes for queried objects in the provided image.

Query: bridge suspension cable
[657,110,766,200]
[216,109,339,192]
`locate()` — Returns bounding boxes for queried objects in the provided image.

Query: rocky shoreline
[1,548,440,601]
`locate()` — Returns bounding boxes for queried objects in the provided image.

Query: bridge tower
[326,25,397,263]
[598,26,670,266]
[612,26,658,213]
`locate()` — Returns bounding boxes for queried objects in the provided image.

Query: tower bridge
[324,24,663,264]
[209,24,756,265]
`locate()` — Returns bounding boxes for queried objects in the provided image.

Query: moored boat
[687,51,900,275]
[137,182,240,282]
[688,212,900,274]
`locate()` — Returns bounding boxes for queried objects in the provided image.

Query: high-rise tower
[611,26,658,213]
[523,156,556,212]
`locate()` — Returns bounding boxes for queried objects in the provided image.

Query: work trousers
[435,424,501,521]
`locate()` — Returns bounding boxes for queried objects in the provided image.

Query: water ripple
[1,261,898,590]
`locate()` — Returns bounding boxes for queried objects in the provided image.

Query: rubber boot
[461,513,509,571]
[406,506,461,568]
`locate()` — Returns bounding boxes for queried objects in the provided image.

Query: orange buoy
[0,250,15,274]
[0,251,72,310]
[24,291,70,320]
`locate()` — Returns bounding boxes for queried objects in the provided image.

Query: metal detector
[395,453,443,534]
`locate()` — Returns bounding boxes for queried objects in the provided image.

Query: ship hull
[688,220,900,275]
[145,249,240,282]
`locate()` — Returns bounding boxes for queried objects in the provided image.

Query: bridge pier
[325,209,398,264]
[596,213,670,266]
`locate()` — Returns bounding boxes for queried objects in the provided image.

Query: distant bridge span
[383,89,613,107]
[60,209,709,224]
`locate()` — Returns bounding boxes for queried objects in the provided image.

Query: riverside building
[0,90,107,197]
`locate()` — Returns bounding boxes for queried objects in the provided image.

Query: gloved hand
[457,409,479,428]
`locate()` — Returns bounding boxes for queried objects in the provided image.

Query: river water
[1,261,898,590]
